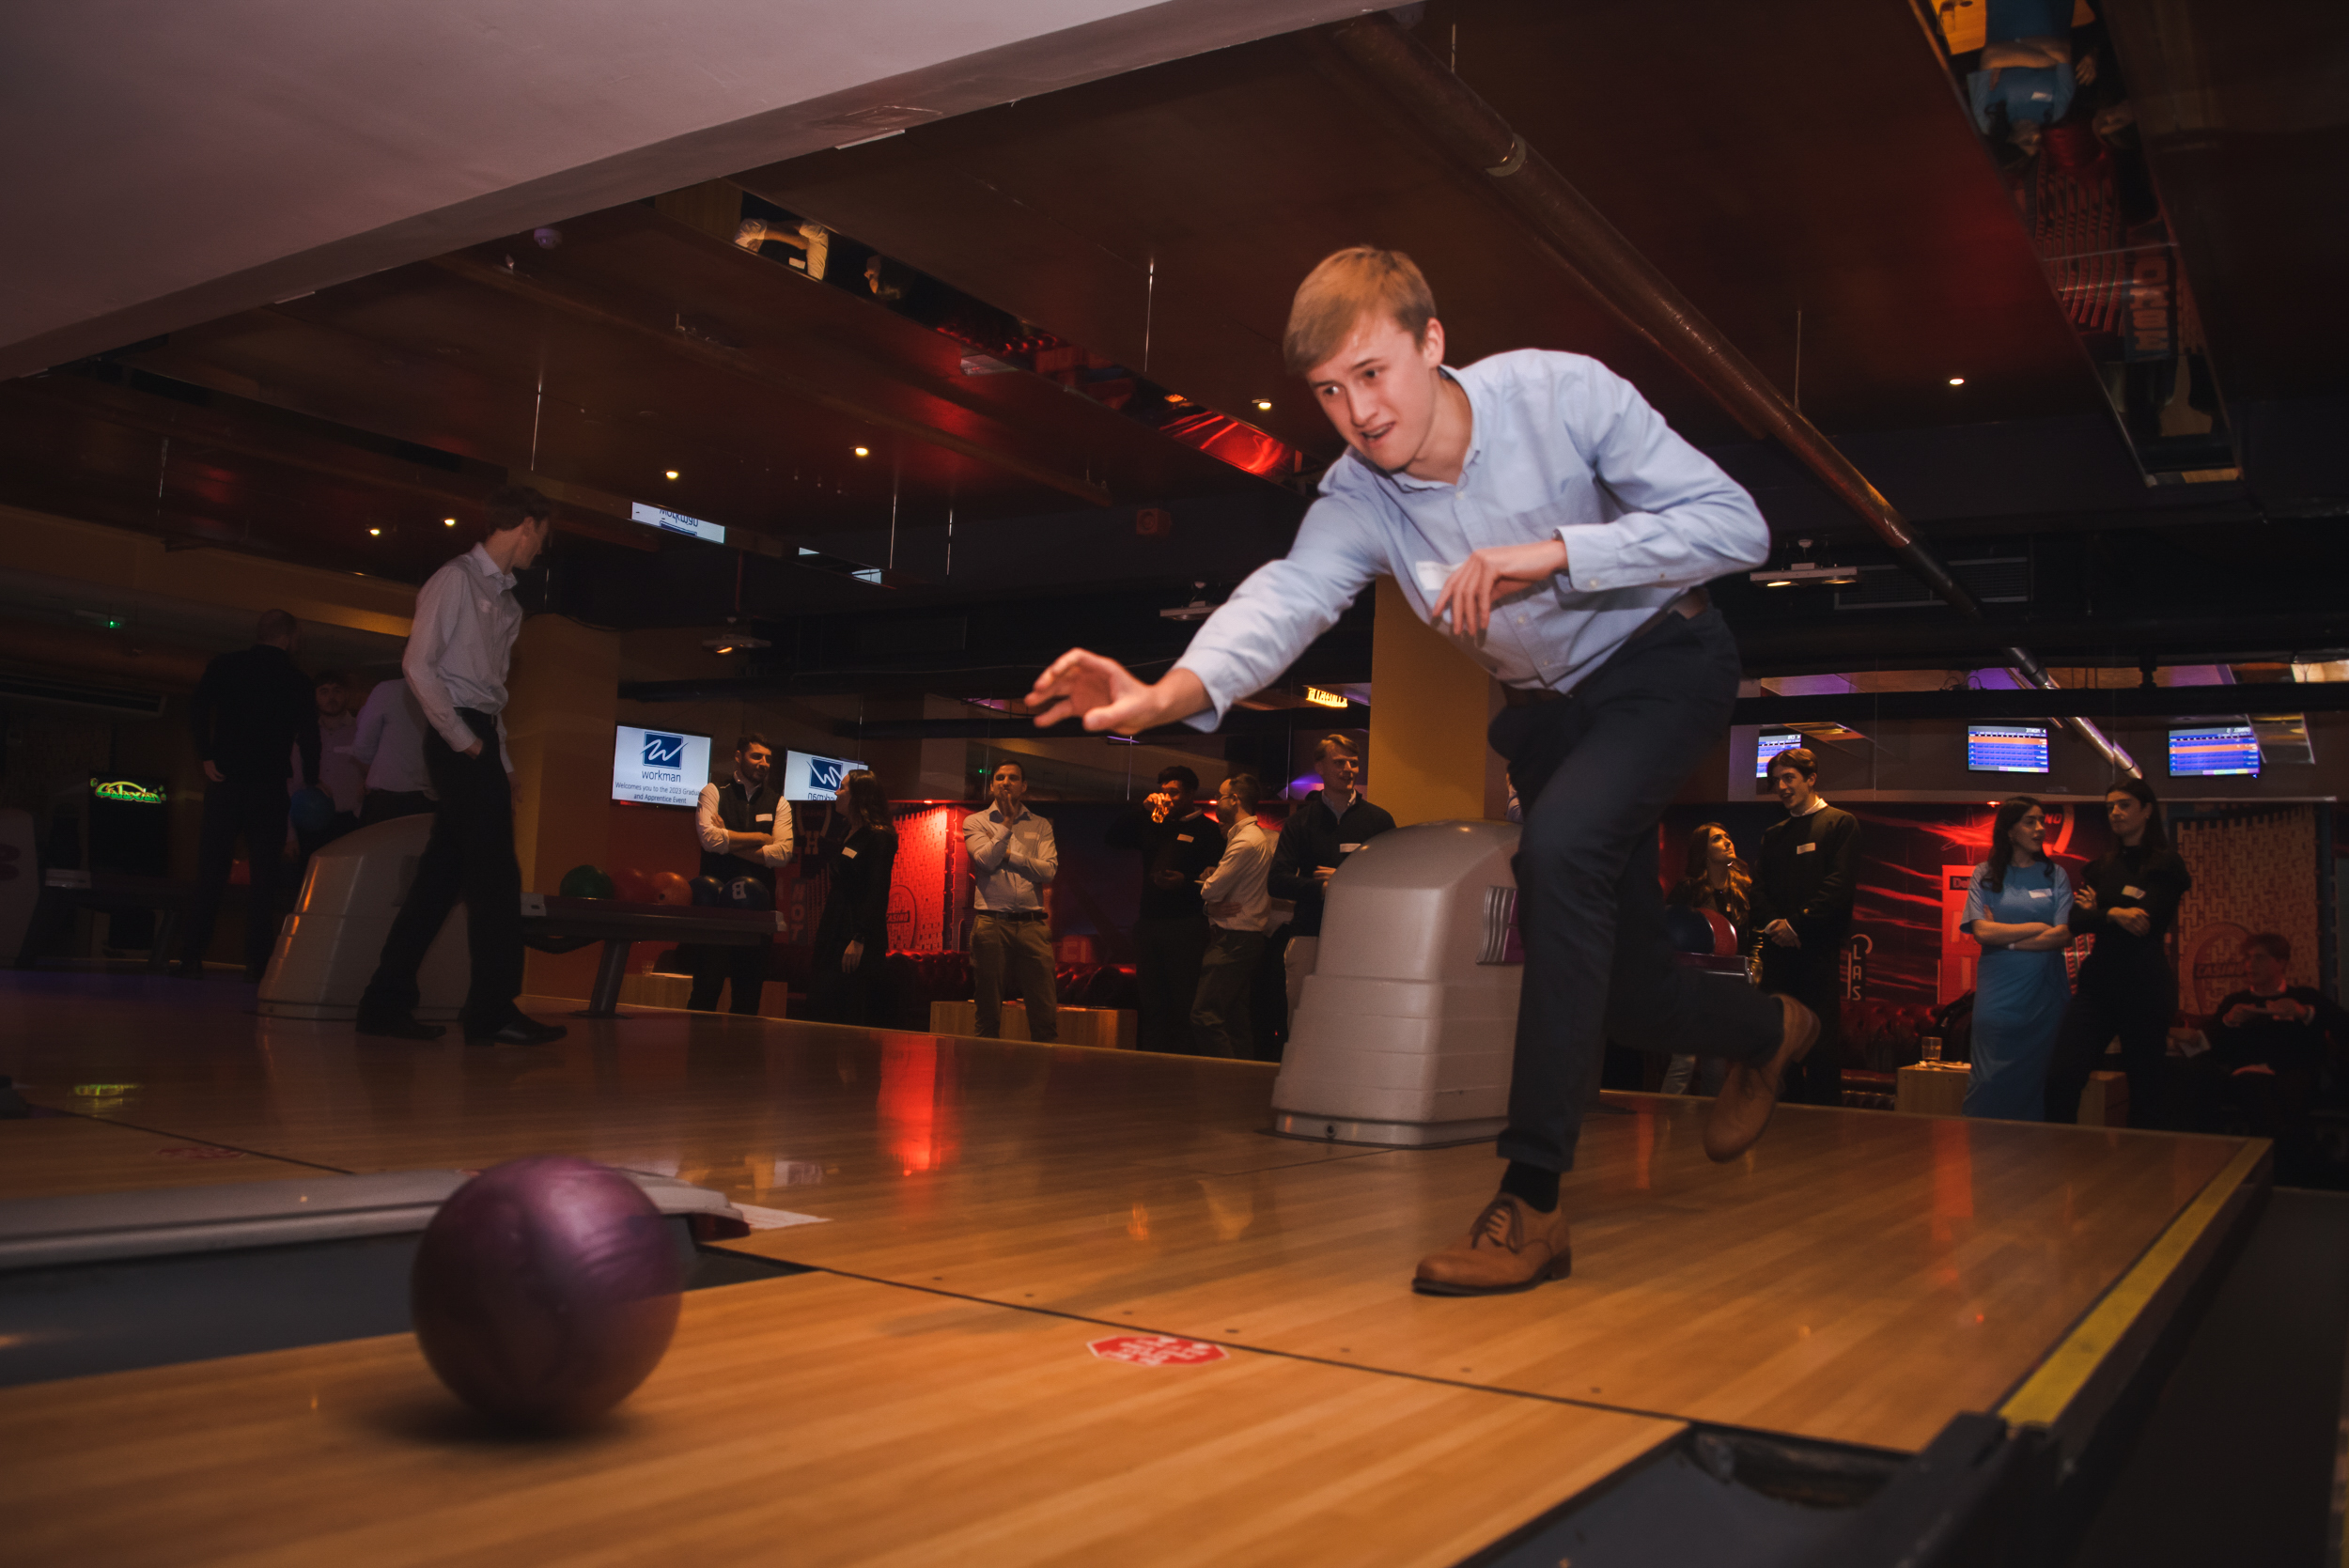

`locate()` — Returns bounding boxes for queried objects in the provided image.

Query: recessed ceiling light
[664,469,680,480]
[443,517,456,526]
[367,527,381,536]
[853,446,870,458]
[1948,376,1966,386]
[1164,393,1184,403]
[1253,399,1272,411]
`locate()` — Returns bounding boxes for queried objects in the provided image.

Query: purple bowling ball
[412,1157,683,1429]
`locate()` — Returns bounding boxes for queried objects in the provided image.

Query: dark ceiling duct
[1323,13,2139,778]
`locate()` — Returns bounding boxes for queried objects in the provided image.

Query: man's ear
[1420,318,1447,368]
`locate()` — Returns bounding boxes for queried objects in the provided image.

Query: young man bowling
[1028,248,1818,1296]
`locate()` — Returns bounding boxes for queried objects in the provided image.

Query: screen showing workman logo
[782,750,868,802]
[612,725,712,809]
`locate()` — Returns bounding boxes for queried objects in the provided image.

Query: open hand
[1027,650,1206,736]
[202,760,226,783]
[842,939,864,975]
[1430,539,1568,640]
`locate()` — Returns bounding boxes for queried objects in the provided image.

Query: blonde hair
[1283,247,1438,376]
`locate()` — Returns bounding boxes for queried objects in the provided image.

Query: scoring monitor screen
[612,724,712,808]
[1754,733,1804,779]
[781,751,868,802]
[1967,724,2050,773]
[2169,722,2261,777]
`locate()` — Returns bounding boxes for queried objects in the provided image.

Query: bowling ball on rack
[288,787,337,838]
[558,865,616,901]
[647,871,692,906]
[721,877,773,911]
[688,876,724,908]
[1662,905,1717,956]
[609,868,655,904]
[411,1157,683,1430]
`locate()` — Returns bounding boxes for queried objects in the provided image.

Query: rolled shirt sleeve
[761,802,794,865]
[1551,363,1772,594]
[695,784,729,854]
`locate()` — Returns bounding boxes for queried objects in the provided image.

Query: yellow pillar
[506,614,619,1000]
[1366,575,1506,826]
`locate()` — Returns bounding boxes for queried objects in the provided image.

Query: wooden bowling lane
[0,1115,332,1200]
[0,976,1360,1188]
[723,1096,2251,1453]
[0,1270,1680,1568]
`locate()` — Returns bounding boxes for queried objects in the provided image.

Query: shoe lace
[1471,1198,1520,1250]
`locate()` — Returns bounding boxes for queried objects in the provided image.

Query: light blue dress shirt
[1172,350,1770,728]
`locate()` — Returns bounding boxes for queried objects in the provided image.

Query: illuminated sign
[629,501,726,545]
[91,779,164,805]
[1302,686,1348,709]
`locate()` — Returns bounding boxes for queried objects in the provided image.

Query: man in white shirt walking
[356,487,566,1048]
[1191,771,1276,1059]
[963,759,1060,1043]
[1027,248,1817,1295]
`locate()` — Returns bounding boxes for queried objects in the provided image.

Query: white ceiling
[0,0,1369,379]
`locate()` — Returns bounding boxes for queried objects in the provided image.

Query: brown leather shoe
[1703,994,1819,1163]
[1412,1192,1573,1296]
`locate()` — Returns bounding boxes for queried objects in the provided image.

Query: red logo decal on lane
[1086,1334,1227,1367]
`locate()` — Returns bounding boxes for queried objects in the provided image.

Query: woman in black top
[809,770,897,1027]
[2044,778,2193,1126]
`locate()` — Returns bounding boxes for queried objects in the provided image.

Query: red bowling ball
[411,1157,683,1429]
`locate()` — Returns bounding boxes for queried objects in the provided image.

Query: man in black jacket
[1267,734,1395,1025]
[2193,931,2342,1174]
[690,734,792,1015]
[179,609,319,981]
[1751,747,1859,1108]
[1106,765,1224,1052]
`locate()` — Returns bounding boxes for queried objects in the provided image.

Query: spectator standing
[1660,822,1751,1095]
[1752,748,1859,1109]
[355,487,565,1047]
[2046,779,2192,1126]
[1192,772,1276,1058]
[1958,797,2075,1120]
[964,759,1060,1043]
[299,671,367,847]
[809,771,896,1026]
[1967,0,2089,163]
[691,734,792,1016]
[178,608,319,981]
[2196,933,2344,1177]
[1106,765,1224,1052]
[348,673,436,826]
[1267,734,1394,1025]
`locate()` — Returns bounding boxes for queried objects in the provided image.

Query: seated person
[2194,932,2345,1174]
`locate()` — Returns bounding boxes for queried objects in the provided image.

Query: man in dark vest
[1752,746,1859,1108]
[691,734,793,1014]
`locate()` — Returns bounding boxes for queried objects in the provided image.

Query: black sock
[1500,1160,1560,1213]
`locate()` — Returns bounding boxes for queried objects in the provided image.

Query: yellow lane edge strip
[1999,1138,2270,1429]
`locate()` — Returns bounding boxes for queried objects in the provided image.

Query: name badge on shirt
[1339,843,1364,854]
[1412,560,1456,594]
[2122,884,2144,899]
[2028,890,2050,899]
[1796,842,1815,855]
[754,814,773,823]
[841,846,858,859]
[1176,833,1193,843]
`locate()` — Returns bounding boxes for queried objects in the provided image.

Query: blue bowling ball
[688,876,724,908]
[288,787,337,837]
[1662,905,1717,955]
[723,877,773,912]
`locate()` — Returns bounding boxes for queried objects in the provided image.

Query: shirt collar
[1368,366,1481,494]
[462,543,517,591]
[1320,787,1358,816]
[1792,796,1828,817]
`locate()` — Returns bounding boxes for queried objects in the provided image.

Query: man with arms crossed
[1268,733,1394,1025]
[692,734,792,1016]
[356,487,567,1048]
[964,759,1060,1043]
[1029,248,1816,1295]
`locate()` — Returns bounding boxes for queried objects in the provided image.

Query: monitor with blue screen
[2169,723,2260,777]
[1754,733,1804,779]
[1967,724,2049,773]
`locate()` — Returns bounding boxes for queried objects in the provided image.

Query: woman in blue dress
[1961,797,2075,1120]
